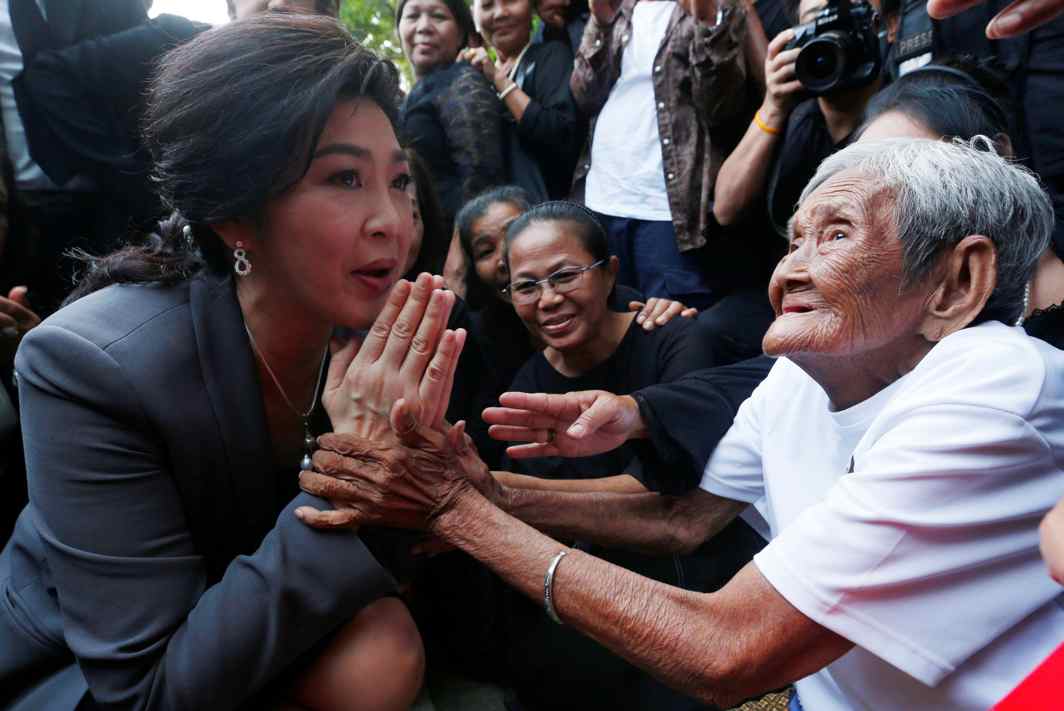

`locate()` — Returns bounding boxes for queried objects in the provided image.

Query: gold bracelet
[754,110,781,136]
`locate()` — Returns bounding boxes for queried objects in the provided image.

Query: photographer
[714,0,887,234]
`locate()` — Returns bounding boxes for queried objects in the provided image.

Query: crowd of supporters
[0,0,1063,709]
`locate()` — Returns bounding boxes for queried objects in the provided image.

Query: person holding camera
[714,0,886,235]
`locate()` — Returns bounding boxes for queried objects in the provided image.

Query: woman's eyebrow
[313,144,408,164]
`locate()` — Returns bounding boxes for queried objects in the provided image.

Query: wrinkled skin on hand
[297,403,504,531]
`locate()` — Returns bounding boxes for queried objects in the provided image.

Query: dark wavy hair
[66,14,401,304]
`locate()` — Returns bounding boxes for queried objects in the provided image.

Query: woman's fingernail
[568,423,586,438]
[295,508,307,520]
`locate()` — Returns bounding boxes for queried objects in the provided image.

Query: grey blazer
[0,272,395,709]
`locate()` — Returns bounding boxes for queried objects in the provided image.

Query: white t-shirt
[584,1,673,221]
[700,321,1064,711]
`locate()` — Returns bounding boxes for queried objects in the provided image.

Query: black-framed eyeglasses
[503,259,607,305]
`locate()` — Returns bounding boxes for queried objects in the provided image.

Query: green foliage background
[339,0,414,87]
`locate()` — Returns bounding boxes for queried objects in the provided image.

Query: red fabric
[994,642,1064,709]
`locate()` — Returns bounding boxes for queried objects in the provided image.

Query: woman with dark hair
[404,149,451,278]
[456,187,700,414]
[397,0,507,225]
[461,0,585,201]
[0,15,463,710]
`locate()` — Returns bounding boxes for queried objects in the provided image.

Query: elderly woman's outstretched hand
[323,272,465,441]
[296,401,502,531]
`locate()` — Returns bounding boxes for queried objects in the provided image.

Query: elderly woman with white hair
[297,138,1064,711]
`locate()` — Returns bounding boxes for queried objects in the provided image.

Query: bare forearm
[494,471,647,494]
[501,484,743,555]
[712,107,782,226]
[434,490,845,707]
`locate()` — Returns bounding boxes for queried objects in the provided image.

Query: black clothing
[767,99,855,236]
[900,4,1064,259]
[500,318,764,711]
[11,0,148,186]
[695,287,776,365]
[400,63,507,225]
[19,14,209,230]
[635,355,774,477]
[7,0,151,315]
[507,316,717,490]
[755,0,791,44]
[507,41,585,201]
[1025,302,1064,351]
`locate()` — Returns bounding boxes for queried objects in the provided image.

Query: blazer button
[663,138,670,145]
[667,172,675,180]
[657,101,665,109]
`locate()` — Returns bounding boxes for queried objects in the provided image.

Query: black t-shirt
[498,317,765,711]
[506,315,718,491]
[768,98,855,236]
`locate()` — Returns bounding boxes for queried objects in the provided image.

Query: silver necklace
[1016,281,1032,327]
[244,324,329,470]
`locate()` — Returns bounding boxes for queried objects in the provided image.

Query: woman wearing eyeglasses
[490,201,764,710]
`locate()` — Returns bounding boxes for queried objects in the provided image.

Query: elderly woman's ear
[918,234,998,342]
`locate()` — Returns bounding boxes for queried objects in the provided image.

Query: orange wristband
[754,110,782,136]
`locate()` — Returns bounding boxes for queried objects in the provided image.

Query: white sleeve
[753,402,1063,686]
[699,380,766,504]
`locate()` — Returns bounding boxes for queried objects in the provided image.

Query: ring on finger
[546,429,556,444]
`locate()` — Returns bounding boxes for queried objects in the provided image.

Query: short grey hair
[799,138,1054,325]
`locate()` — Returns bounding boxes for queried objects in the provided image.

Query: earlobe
[211,219,255,252]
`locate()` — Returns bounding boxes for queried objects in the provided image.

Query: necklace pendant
[301,420,316,471]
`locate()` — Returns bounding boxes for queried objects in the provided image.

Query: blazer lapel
[189,272,276,550]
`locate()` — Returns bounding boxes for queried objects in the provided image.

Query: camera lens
[795,31,851,94]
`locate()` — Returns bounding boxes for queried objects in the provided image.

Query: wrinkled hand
[1041,495,1064,585]
[0,287,40,364]
[927,0,1064,38]
[483,390,644,459]
[629,298,698,331]
[761,29,803,125]
[323,273,465,441]
[297,401,501,531]
[458,47,502,88]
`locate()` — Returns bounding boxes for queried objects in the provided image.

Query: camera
[786,0,882,95]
